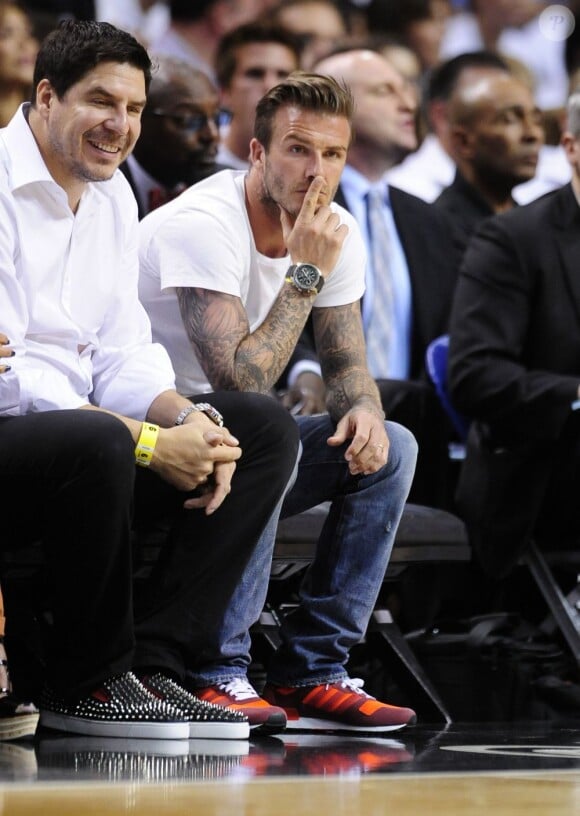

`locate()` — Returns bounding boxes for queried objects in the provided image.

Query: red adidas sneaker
[192,677,287,733]
[263,677,416,732]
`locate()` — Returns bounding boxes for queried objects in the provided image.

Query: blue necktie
[365,188,394,379]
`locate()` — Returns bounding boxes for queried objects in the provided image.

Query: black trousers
[0,392,299,697]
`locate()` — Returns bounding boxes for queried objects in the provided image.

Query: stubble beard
[48,128,127,184]
[259,166,301,220]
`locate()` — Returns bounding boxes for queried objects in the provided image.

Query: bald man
[121,56,231,218]
[435,69,544,256]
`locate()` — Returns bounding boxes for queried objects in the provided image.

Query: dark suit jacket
[119,161,147,220]
[435,170,497,259]
[448,183,580,576]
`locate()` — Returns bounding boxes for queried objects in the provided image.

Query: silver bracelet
[175,402,224,427]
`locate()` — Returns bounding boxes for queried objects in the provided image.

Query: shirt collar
[1,103,56,192]
[340,163,392,206]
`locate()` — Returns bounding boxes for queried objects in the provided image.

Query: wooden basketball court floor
[1,720,580,815]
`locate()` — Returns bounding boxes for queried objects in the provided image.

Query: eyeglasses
[145,109,232,132]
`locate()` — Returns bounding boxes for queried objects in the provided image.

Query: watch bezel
[286,263,324,294]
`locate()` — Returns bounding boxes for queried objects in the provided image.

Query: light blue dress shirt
[340,164,412,380]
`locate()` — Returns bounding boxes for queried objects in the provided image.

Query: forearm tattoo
[177,285,315,393]
[313,302,383,421]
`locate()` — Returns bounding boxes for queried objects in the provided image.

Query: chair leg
[521,542,580,667]
[250,606,283,667]
[366,609,452,724]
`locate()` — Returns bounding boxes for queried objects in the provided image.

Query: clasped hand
[152,416,241,514]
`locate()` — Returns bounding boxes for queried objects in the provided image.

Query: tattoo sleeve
[176,284,316,392]
[313,301,384,422]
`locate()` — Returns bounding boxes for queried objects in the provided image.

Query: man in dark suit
[287,47,460,507]
[435,68,544,257]
[121,56,230,219]
[447,90,580,578]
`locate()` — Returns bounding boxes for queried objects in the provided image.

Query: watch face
[295,264,320,290]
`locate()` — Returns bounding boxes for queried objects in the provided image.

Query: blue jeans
[187,414,417,688]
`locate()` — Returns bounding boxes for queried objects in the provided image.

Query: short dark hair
[32,19,152,103]
[254,70,353,149]
[215,21,302,88]
[426,50,509,104]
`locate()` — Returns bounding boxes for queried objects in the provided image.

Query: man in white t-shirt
[139,72,419,734]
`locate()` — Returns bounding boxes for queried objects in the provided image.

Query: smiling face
[34,60,146,195]
[250,104,350,219]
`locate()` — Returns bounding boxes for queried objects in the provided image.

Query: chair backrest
[425,334,471,444]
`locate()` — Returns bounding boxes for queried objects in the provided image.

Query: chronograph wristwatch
[285,263,324,295]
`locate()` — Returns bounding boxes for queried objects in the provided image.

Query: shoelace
[217,677,258,701]
[336,677,373,698]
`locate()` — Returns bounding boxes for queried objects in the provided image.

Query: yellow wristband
[135,421,159,467]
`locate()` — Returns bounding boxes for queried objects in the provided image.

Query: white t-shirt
[139,169,366,396]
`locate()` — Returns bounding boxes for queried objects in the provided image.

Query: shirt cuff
[287,360,322,388]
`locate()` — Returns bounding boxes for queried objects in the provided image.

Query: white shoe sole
[284,716,408,732]
[39,711,190,740]
[188,720,249,740]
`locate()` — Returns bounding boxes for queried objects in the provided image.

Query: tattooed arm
[177,283,317,393]
[313,301,384,423]
[313,300,389,476]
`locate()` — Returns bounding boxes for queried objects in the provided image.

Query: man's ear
[249,137,265,168]
[449,124,472,161]
[562,131,580,165]
[35,79,56,119]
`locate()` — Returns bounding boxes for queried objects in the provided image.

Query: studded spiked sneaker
[39,672,190,740]
[263,677,417,732]
[192,677,287,733]
[139,674,249,740]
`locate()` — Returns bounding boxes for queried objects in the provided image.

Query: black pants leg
[1,410,136,698]
[133,392,299,679]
